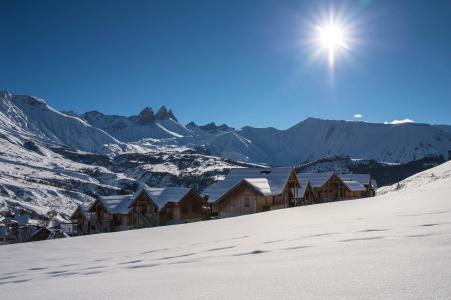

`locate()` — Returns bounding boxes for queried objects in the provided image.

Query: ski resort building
[87,195,135,233]
[71,187,207,235]
[297,172,373,203]
[70,203,93,235]
[129,187,208,226]
[296,180,317,205]
[203,167,300,218]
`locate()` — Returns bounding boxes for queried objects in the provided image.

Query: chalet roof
[138,187,193,209]
[296,172,334,189]
[339,174,371,185]
[71,202,93,220]
[243,178,272,196]
[99,195,134,215]
[203,167,294,203]
[297,181,312,198]
[341,180,367,192]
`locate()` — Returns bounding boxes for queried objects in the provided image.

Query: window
[244,197,250,208]
[182,206,189,214]
[192,204,198,213]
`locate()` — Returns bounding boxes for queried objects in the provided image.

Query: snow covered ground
[1,161,451,299]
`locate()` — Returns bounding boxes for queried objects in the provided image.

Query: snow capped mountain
[205,118,451,165]
[0,90,450,222]
[0,91,124,153]
[81,106,191,141]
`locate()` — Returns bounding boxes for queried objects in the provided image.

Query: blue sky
[1,0,450,129]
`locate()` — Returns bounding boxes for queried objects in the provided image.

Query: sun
[315,23,349,67]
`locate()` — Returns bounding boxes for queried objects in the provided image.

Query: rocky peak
[199,122,234,133]
[186,121,198,129]
[155,105,178,121]
[0,91,13,100]
[136,107,155,125]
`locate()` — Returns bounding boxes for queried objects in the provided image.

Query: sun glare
[315,23,349,67]
[301,5,358,70]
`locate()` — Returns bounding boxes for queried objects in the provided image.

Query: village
[1,167,376,243]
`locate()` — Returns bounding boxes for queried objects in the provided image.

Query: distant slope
[81,106,191,141]
[1,161,450,299]
[207,118,451,164]
[0,91,123,153]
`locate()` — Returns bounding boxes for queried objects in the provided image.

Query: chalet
[338,174,377,197]
[296,180,316,205]
[203,167,300,218]
[70,203,93,235]
[129,187,208,226]
[88,195,134,233]
[297,172,367,203]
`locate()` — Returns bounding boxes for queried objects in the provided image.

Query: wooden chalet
[87,195,134,233]
[297,172,368,203]
[70,203,93,235]
[338,174,377,197]
[129,187,208,226]
[296,180,317,205]
[203,167,300,218]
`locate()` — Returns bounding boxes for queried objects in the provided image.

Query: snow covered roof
[71,202,94,220]
[341,180,367,192]
[204,167,294,203]
[243,178,272,196]
[99,195,134,215]
[137,187,193,209]
[339,174,371,185]
[297,181,312,198]
[296,172,334,189]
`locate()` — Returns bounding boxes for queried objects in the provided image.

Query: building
[130,187,208,226]
[337,174,377,196]
[70,203,93,235]
[71,187,207,234]
[87,195,134,233]
[297,172,368,203]
[297,180,317,205]
[203,167,300,218]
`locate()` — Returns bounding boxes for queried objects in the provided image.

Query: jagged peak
[186,121,198,128]
[136,107,155,125]
[0,90,13,99]
[199,122,234,133]
[156,105,178,121]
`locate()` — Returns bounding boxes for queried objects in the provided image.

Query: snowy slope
[0,91,124,153]
[208,118,451,165]
[1,162,451,299]
[81,106,191,141]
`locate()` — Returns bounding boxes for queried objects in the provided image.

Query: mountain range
[0,90,450,221]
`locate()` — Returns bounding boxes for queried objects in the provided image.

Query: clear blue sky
[1,0,450,128]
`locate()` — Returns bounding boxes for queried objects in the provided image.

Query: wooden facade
[313,174,365,203]
[297,182,317,206]
[87,198,134,233]
[70,206,91,235]
[128,191,160,228]
[158,190,209,225]
[215,169,300,217]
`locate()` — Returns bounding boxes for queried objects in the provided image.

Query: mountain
[81,106,190,141]
[2,160,451,298]
[0,91,124,153]
[0,92,256,221]
[79,106,451,165]
[204,118,451,165]
[435,124,451,134]
[0,90,450,221]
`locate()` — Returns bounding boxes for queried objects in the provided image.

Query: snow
[1,161,451,299]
